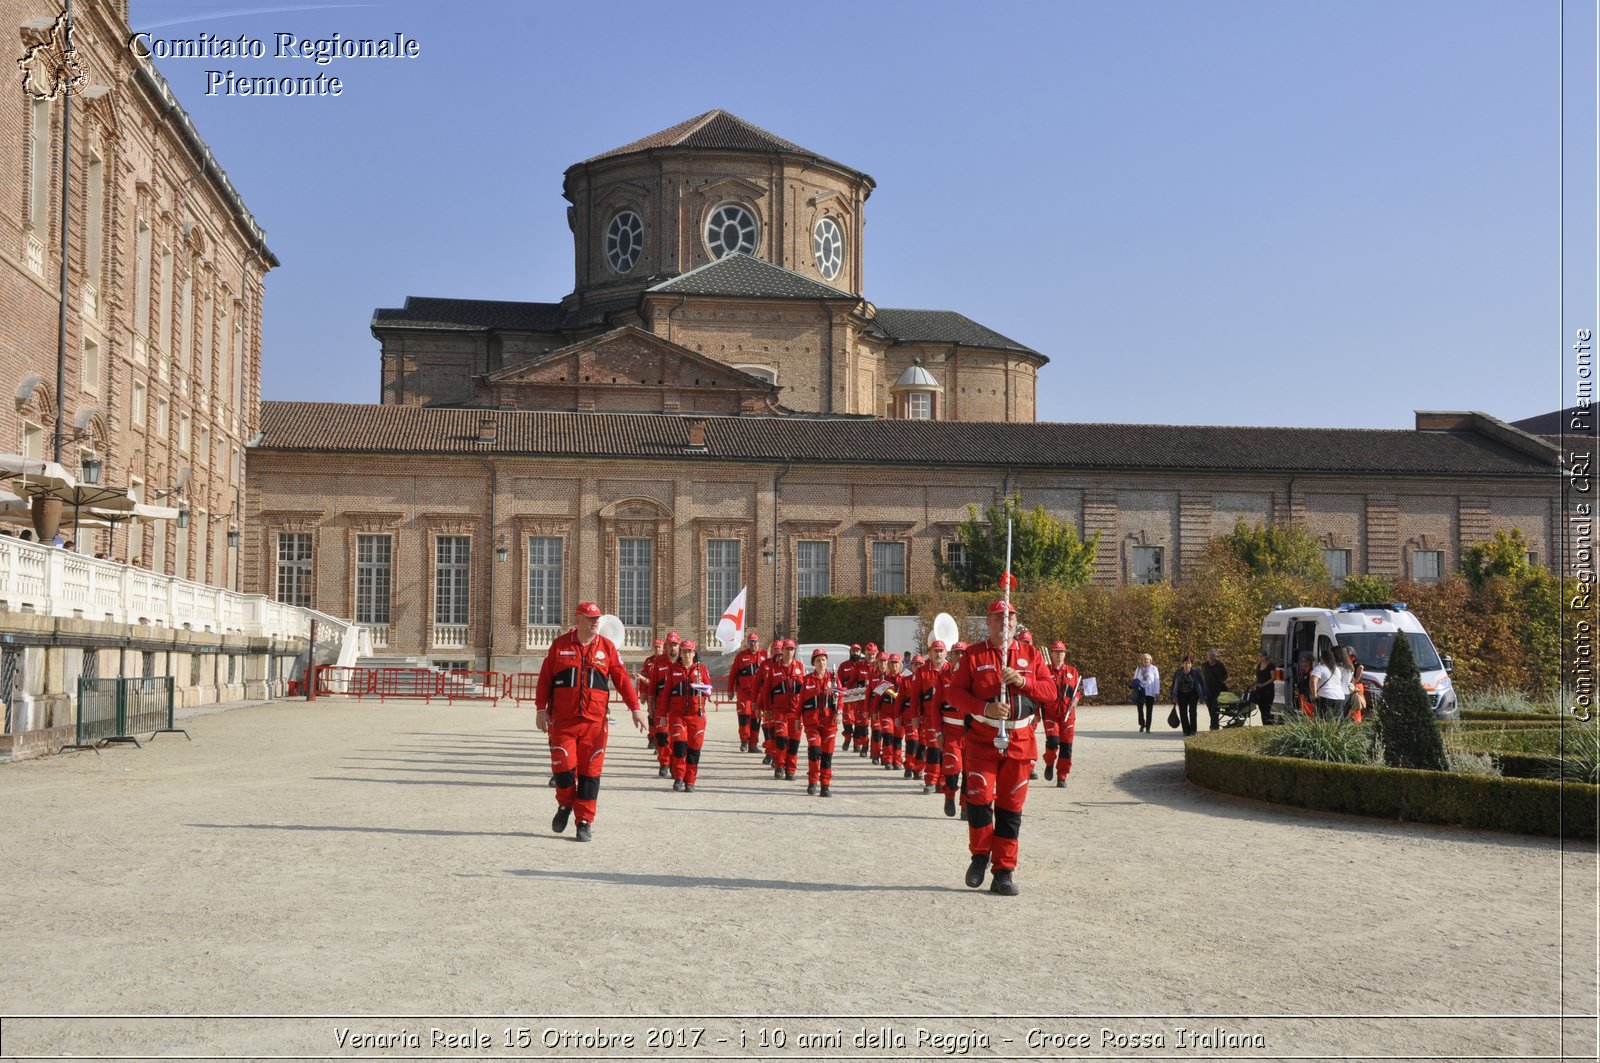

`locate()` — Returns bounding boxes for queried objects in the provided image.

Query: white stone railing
[525,623,561,650]
[0,536,334,643]
[622,626,653,650]
[361,623,390,649]
[432,624,469,649]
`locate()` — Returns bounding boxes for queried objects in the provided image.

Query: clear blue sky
[130,0,1595,429]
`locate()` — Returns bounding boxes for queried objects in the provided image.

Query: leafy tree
[936,495,1099,592]
[1462,528,1538,591]
[1374,625,1448,771]
[1216,520,1329,580]
[1339,573,1395,604]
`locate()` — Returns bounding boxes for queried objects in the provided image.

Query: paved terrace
[0,702,1594,1060]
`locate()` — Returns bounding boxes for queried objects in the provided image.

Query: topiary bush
[1374,626,1448,771]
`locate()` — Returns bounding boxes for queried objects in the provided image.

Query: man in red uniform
[1044,640,1081,788]
[535,601,645,843]
[859,643,880,756]
[799,647,839,796]
[759,638,783,764]
[638,638,667,749]
[938,642,967,817]
[667,640,712,792]
[759,640,805,780]
[872,654,906,770]
[943,601,1057,895]
[915,641,949,794]
[727,630,766,753]
[648,633,681,777]
[902,654,929,781]
[836,644,866,752]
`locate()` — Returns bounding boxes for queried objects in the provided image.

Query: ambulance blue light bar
[1338,602,1408,612]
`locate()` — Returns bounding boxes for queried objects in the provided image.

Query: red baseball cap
[850,643,862,651]
[913,654,926,666]
[811,647,829,659]
[783,638,797,649]
[887,653,902,663]
[653,638,665,647]
[1020,631,1034,643]
[987,600,1016,616]
[929,639,947,651]
[953,641,967,652]
[576,602,602,617]
[746,631,760,641]
[681,639,697,651]
[865,642,879,652]
[1051,640,1067,651]
[666,631,681,643]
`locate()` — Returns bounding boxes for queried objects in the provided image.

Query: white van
[1260,603,1459,720]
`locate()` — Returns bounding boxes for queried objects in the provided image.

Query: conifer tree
[1375,629,1448,771]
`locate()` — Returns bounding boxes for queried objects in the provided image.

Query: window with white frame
[355,534,392,625]
[200,291,213,390]
[945,540,969,583]
[526,535,564,624]
[22,422,42,460]
[81,337,99,392]
[216,304,230,401]
[796,540,831,600]
[133,223,152,332]
[1414,549,1443,582]
[871,540,907,595]
[85,151,103,285]
[617,537,653,627]
[179,413,191,452]
[232,305,246,412]
[179,274,192,371]
[28,99,49,229]
[434,536,471,625]
[907,392,932,420]
[155,398,169,438]
[1323,548,1350,585]
[132,382,146,428]
[706,538,741,622]
[275,532,313,607]
[1131,545,1164,585]
[158,247,173,353]
[198,427,211,469]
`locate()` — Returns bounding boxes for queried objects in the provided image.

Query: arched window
[705,203,758,259]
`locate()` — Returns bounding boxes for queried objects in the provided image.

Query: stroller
[1215,690,1257,728]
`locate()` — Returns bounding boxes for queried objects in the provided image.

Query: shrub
[1216,520,1329,580]
[1261,715,1374,764]
[1543,725,1600,785]
[797,593,918,647]
[1374,627,1448,771]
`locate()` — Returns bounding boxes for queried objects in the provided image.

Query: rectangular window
[1131,545,1164,584]
[85,152,103,283]
[706,538,741,623]
[275,532,312,608]
[908,392,931,420]
[155,398,169,438]
[945,540,968,583]
[796,540,831,600]
[133,223,152,333]
[1323,548,1350,585]
[179,274,192,371]
[233,304,246,412]
[22,422,42,460]
[179,413,191,452]
[526,536,564,624]
[355,534,392,625]
[1414,549,1443,582]
[217,305,230,402]
[198,427,211,469]
[200,291,213,390]
[28,100,49,229]
[158,247,173,353]
[617,537,654,627]
[871,540,907,595]
[81,338,99,392]
[434,535,471,625]
[1526,551,1539,567]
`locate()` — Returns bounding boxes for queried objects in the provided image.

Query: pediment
[700,175,766,200]
[484,327,778,391]
[596,181,652,213]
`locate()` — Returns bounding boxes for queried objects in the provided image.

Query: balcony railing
[622,627,653,650]
[432,624,469,649]
[360,623,390,649]
[525,623,561,650]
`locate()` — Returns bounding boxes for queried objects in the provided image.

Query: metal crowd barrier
[440,670,502,705]
[62,676,185,752]
[313,665,372,699]
[372,667,438,703]
[503,672,539,705]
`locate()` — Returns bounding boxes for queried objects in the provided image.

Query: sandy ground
[0,700,1594,1062]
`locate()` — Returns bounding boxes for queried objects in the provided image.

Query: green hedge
[1459,710,1567,723]
[797,594,920,649]
[1185,729,1598,839]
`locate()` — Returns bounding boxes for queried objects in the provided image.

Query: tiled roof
[647,254,852,300]
[871,308,1040,357]
[257,404,1555,478]
[577,110,858,175]
[372,296,564,332]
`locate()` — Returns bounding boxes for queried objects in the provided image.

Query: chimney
[686,418,707,450]
[476,415,497,445]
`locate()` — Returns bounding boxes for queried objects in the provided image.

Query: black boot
[683,783,695,793]
[574,820,592,843]
[551,805,571,834]
[784,771,795,781]
[672,779,685,792]
[658,765,669,778]
[990,868,1019,896]
[1044,763,1054,781]
[959,804,969,821]
[1056,775,1067,788]
[547,775,557,788]
[774,766,783,779]
[964,854,990,889]
[1029,769,1039,780]
[944,793,957,818]
[806,783,818,796]
[819,784,831,797]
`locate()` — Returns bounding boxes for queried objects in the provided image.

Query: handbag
[1166,706,1180,729]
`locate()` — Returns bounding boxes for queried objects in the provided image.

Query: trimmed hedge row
[1184,728,1598,840]
[1459,710,1567,723]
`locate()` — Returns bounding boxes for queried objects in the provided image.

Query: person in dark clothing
[1201,649,1228,730]
[1292,654,1314,718]
[1251,652,1277,724]
[1169,656,1207,737]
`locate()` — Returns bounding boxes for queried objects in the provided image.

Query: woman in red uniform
[799,647,840,796]
[667,640,713,792]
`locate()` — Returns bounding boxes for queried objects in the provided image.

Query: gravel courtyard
[1,700,1593,1060]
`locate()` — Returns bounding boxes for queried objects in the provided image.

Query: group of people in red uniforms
[533,599,1081,897]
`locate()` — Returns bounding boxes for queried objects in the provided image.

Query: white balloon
[597,613,625,645]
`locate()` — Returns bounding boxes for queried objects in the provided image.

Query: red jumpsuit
[667,660,711,787]
[535,629,642,826]
[1044,662,1081,781]
[798,669,839,789]
[938,659,967,805]
[639,651,667,749]
[907,662,943,783]
[870,668,905,769]
[916,662,946,789]
[728,647,767,752]
[649,653,678,769]
[944,638,1057,872]
[759,656,806,778]
[836,656,866,751]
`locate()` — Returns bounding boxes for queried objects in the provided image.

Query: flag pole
[996,519,1013,753]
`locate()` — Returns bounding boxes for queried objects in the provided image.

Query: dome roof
[892,361,941,390]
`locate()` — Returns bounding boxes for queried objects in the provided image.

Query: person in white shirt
[1132,653,1161,732]
[1309,647,1351,718]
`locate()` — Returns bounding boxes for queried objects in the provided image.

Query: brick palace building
[247,110,1560,671]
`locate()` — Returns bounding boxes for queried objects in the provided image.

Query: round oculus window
[606,210,644,274]
[705,203,758,259]
[813,217,844,280]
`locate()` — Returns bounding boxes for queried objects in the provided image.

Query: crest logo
[19,14,86,102]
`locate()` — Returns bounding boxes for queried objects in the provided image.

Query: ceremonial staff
[995,519,1014,754]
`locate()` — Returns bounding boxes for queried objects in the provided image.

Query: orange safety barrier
[372,667,442,703]
[440,669,503,705]
[503,672,540,705]
[313,665,372,699]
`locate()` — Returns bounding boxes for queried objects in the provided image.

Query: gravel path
[1,700,1593,1061]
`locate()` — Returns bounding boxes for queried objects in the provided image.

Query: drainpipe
[478,447,497,673]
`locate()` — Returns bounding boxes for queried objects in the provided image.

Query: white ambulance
[1260,603,1459,720]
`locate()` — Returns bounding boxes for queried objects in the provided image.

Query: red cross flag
[715,586,748,653]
